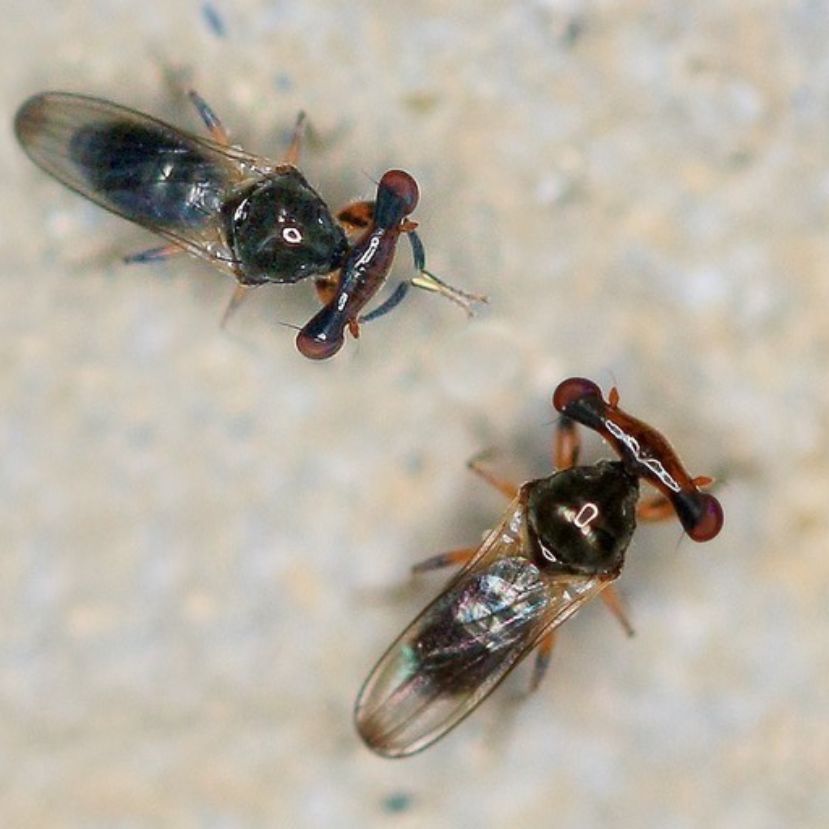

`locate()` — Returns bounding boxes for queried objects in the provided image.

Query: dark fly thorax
[69,121,227,228]
[521,461,639,579]
[221,169,348,286]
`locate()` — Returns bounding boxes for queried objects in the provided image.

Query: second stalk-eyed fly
[15,91,482,355]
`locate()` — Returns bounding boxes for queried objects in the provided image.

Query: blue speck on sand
[202,2,227,38]
[382,792,412,814]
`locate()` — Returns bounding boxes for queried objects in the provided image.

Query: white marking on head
[604,418,681,492]
[574,502,599,531]
[282,226,303,245]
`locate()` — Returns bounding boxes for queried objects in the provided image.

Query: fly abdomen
[69,122,226,228]
[411,556,550,692]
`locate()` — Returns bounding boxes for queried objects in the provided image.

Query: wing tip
[354,715,419,759]
[14,93,49,147]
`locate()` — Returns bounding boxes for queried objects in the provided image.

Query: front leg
[281,111,307,165]
[336,200,375,235]
[187,89,231,145]
[405,230,487,316]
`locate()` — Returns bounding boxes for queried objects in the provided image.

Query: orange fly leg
[529,631,557,692]
[281,111,307,166]
[554,415,581,470]
[600,585,635,638]
[412,547,477,574]
[187,89,231,145]
[637,493,676,524]
[467,451,520,500]
[335,200,374,235]
[123,243,185,265]
[220,284,251,328]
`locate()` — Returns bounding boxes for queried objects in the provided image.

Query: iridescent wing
[354,497,612,757]
[14,92,290,279]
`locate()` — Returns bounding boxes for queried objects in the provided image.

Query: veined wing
[14,92,291,277]
[355,497,612,758]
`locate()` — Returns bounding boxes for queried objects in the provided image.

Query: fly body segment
[14,91,484,358]
[355,377,723,758]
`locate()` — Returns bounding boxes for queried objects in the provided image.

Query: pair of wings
[15,92,292,279]
[355,496,613,757]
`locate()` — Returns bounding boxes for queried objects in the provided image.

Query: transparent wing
[15,92,289,276]
[355,497,611,757]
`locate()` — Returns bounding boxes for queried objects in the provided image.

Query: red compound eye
[553,377,603,413]
[685,492,724,542]
[378,170,419,215]
[295,329,344,360]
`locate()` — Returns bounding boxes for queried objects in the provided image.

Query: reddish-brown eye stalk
[553,376,723,541]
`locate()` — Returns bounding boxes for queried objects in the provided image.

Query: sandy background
[2,1,827,826]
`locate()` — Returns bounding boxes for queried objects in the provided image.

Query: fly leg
[220,284,252,328]
[406,229,487,316]
[187,89,231,145]
[123,237,246,325]
[411,547,477,574]
[281,111,307,165]
[531,592,631,694]
[332,202,485,325]
[358,224,487,325]
[188,90,305,168]
[530,589,630,695]
[335,200,374,235]
[530,631,557,691]
[408,269,487,316]
[637,475,716,524]
[467,449,520,499]
[637,493,676,523]
[410,451,518,575]
[600,585,635,637]
[554,415,581,470]
[358,282,410,324]
[123,243,185,265]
